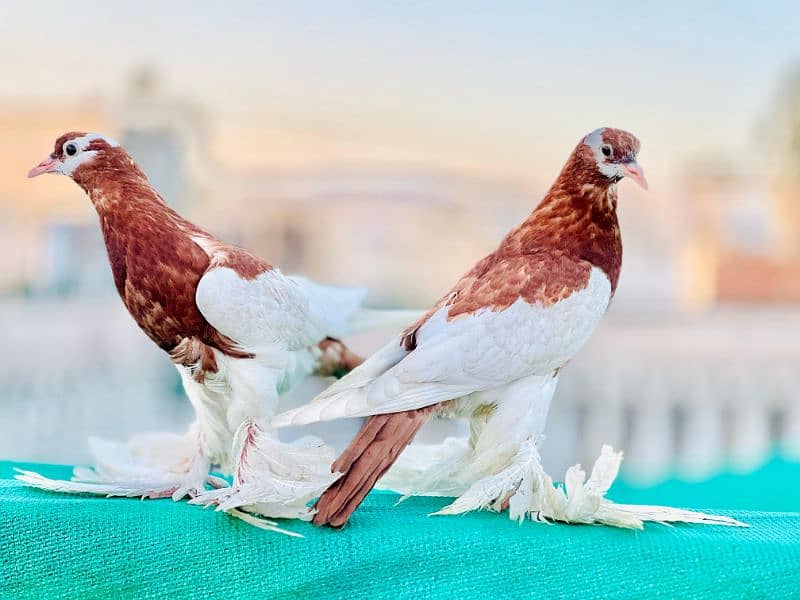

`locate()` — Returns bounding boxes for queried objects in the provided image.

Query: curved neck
[73,163,163,213]
[499,156,623,293]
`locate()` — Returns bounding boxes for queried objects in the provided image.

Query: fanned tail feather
[290,277,420,337]
[84,432,196,482]
[14,468,190,499]
[14,430,203,500]
[289,277,367,339]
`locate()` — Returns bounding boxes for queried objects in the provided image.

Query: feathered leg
[14,424,214,500]
[430,374,745,528]
[190,417,339,520]
[15,368,220,501]
[190,355,339,520]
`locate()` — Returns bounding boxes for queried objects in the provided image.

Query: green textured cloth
[1,461,799,599]
[610,456,800,513]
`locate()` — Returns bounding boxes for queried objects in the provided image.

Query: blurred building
[680,161,792,306]
[212,168,526,306]
[42,223,108,296]
[2,67,800,481]
[683,65,800,307]
[766,64,800,257]
[114,67,212,214]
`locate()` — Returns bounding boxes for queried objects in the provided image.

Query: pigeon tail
[313,407,434,527]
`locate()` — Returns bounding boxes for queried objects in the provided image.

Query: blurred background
[2,2,800,492]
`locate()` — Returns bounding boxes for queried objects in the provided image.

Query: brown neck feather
[499,150,623,293]
[73,150,167,213]
[69,152,242,357]
[72,150,207,248]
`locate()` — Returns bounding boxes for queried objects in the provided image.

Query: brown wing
[402,250,592,350]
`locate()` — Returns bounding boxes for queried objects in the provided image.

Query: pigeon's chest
[466,267,612,376]
[101,217,211,350]
[520,267,612,366]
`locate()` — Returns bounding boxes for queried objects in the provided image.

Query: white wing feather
[274,267,612,426]
[196,267,356,350]
[196,267,414,352]
[272,340,409,426]
[286,275,367,339]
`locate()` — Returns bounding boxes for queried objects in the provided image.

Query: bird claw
[140,488,179,500]
[129,473,215,501]
[188,486,235,509]
[171,482,206,502]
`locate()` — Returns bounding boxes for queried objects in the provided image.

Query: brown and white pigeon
[20,132,413,528]
[273,128,743,529]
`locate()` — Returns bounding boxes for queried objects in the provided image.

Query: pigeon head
[27,132,122,179]
[579,127,647,190]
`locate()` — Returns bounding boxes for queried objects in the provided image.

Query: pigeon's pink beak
[27,156,60,178]
[621,160,648,190]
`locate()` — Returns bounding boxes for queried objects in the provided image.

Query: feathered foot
[15,430,213,501]
[431,441,747,529]
[378,436,474,499]
[13,468,219,500]
[189,418,340,521]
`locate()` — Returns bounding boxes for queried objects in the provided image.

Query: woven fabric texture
[1,461,799,599]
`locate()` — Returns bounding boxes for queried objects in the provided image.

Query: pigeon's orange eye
[65,143,77,157]
[601,145,612,158]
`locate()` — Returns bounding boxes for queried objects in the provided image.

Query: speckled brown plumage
[316,128,639,527]
[169,336,219,383]
[28,131,378,509]
[401,132,627,350]
[67,140,258,363]
[52,132,369,383]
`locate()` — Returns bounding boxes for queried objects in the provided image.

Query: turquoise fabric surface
[1,461,799,599]
[611,456,800,513]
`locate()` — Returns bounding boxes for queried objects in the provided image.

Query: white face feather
[57,133,119,176]
[583,127,625,180]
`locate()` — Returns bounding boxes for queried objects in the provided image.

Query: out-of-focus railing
[1,300,798,484]
[546,308,800,482]
[0,299,189,464]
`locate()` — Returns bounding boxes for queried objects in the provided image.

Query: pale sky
[2,1,799,188]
